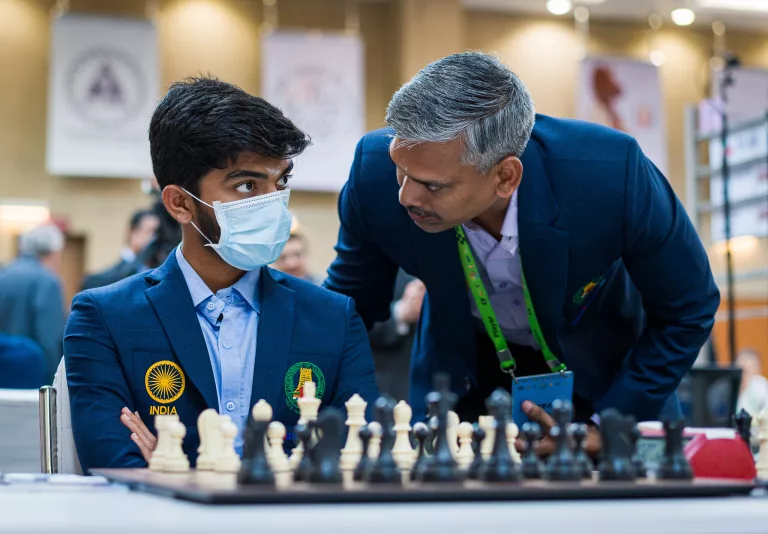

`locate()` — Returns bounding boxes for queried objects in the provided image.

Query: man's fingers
[131,433,152,463]
[534,436,555,458]
[120,409,156,447]
[522,401,556,432]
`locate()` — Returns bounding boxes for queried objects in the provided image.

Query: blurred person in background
[0,223,66,383]
[736,348,768,417]
[367,270,424,401]
[138,184,183,269]
[272,230,322,285]
[81,209,160,290]
[0,333,46,389]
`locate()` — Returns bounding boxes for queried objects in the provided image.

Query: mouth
[408,211,434,223]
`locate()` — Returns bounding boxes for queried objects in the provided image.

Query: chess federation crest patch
[145,361,185,415]
[572,276,605,304]
[284,361,325,414]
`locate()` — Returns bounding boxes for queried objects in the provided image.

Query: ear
[494,156,523,199]
[161,185,194,225]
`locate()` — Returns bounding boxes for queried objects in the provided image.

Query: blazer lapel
[517,137,570,361]
[251,267,295,414]
[144,252,219,411]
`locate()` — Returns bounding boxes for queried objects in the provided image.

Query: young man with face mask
[64,77,379,471]
[324,52,719,458]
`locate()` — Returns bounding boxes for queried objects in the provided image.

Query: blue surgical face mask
[182,188,293,271]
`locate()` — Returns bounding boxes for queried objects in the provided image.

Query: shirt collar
[175,246,260,312]
[121,247,136,263]
[463,189,519,239]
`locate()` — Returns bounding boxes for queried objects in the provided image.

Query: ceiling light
[546,0,572,16]
[671,8,696,25]
[650,50,666,66]
[697,0,768,13]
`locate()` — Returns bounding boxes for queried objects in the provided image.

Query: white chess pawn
[367,421,382,459]
[341,394,367,471]
[214,416,242,473]
[456,422,475,469]
[252,399,273,421]
[267,421,290,473]
[479,415,495,460]
[290,382,320,469]
[196,409,223,471]
[756,407,768,479]
[446,411,460,458]
[392,401,415,470]
[148,414,179,471]
[163,420,190,472]
[506,422,521,464]
[298,381,321,423]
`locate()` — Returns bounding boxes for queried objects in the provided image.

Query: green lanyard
[455,225,566,376]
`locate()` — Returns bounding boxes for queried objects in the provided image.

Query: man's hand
[517,401,602,458]
[394,279,426,325]
[120,407,157,462]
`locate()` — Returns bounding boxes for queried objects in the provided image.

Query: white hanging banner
[261,31,365,192]
[46,14,159,179]
[703,68,768,242]
[576,55,668,175]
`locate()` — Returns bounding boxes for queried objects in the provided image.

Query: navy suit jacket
[325,115,719,422]
[64,250,379,473]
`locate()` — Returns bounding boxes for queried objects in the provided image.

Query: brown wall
[1,1,768,314]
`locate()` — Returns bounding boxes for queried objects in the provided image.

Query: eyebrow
[225,161,294,181]
[396,166,447,188]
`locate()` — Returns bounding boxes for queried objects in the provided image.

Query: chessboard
[92,468,756,505]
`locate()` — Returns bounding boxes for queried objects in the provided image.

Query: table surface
[1,481,768,534]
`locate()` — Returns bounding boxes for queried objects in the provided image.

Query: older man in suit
[0,223,66,383]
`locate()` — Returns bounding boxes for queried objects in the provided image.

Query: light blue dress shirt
[176,247,259,455]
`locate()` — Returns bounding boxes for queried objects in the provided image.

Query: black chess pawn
[466,423,486,480]
[421,373,462,483]
[353,425,374,482]
[597,408,636,482]
[293,422,315,483]
[369,395,401,484]
[520,422,544,480]
[733,409,753,449]
[629,421,647,479]
[410,422,430,481]
[570,423,593,479]
[545,399,582,481]
[237,419,274,485]
[479,388,521,483]
[424,416,438,455]
[309,408,344,484]
[657,419,693,481]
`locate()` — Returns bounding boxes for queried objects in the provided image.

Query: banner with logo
[46,14,159,178]
[700,68,768,242]
[261,31,365,192]
[576,55,667,175]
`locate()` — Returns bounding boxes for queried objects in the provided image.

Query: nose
[398,175,420,208]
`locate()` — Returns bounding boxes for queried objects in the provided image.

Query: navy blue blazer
[64,250,379,472]
[325,114,719,422]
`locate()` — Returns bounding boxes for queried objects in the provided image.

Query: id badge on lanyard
[510,371,574,426]
[455,225,572,424]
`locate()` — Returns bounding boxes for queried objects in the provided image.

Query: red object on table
[685,433,756,480]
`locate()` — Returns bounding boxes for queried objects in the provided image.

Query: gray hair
[19,223,64,257]
[385,51,535,174]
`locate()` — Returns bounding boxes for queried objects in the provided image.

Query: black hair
[129,209,157,232]
[149,76,311,194]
